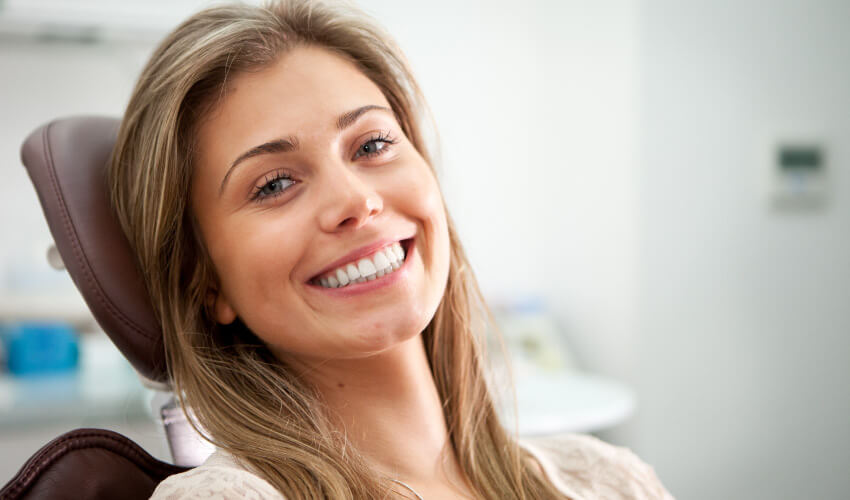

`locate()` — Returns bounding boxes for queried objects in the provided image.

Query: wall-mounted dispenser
[764,136,829,210]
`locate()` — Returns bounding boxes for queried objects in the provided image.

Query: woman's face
[191,45,450,363]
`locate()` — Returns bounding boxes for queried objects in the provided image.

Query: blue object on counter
[1,322,79,376]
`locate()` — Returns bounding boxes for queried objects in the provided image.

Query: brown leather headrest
[20,116,167,383]
[0,427,188,499]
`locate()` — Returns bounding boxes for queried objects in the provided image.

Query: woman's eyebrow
[219,136,299,196]
[336,104,392,130]
[218,104,393,197]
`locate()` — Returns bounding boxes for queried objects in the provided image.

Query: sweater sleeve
[522,433,675,500]
[149,465,285,500]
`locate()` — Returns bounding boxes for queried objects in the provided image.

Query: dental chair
[0,117,209,499]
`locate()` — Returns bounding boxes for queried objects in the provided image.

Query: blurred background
[1,0,848,499]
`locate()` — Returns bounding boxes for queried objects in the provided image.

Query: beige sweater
[150,433,674,499]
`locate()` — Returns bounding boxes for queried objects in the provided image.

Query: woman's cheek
[420,172,448,228]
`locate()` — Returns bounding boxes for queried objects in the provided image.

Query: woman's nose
[316,165,383,232]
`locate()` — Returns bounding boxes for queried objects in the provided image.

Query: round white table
[509,371,636,436]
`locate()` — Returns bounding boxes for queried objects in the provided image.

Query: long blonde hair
[108,1,566,498]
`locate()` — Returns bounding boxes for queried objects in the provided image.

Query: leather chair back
[0,117,208,499]
[0,428,188,499]
[20,116,167,384]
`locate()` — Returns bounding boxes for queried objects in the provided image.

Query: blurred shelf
[0,369,635,433]
[0,0,218,44]
[0,332,150,428]
[0,293,94,326]
[0,372,149,427]
[0,371,149,427]
[512,371,636,436]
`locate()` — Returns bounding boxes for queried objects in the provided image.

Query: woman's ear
[206,287,237,325]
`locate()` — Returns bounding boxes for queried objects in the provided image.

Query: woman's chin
[342,322,424,358]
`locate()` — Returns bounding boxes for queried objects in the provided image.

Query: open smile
[306,238,415,295]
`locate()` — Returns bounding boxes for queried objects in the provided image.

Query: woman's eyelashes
[353,131,397,159]
[251,170,295,202]
[250,132,399,203]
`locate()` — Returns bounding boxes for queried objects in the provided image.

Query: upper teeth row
[316,242,406,288]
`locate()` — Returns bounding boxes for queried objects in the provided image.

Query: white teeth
[392,242,404,261]
[336,268,350,286]
[373,250,391,272]
[357,258,377,277]
[345,264,360,281]
[384,247,399,263]
[315,241,409,289]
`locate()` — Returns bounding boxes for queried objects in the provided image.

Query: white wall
[0,41,151,295]
[635,1,850,499]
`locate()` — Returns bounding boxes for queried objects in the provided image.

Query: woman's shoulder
[149,450,285,500]
[520,433,675,500]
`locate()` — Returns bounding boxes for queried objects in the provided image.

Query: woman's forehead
[205,46,389,135]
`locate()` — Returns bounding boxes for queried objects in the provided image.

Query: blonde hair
[108,1,567,498]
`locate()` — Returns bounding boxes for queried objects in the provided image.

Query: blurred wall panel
[0,40,151,295]
[636,1,850,499]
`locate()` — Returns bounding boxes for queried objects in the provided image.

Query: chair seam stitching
[41,121,156,342]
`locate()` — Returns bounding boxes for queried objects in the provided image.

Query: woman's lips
[307,238,414,296]
[308,237,413,283]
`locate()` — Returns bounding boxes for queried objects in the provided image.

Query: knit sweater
[150,433,674,499]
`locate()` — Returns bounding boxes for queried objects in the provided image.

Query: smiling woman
[189,45,450,363]
[107,1,672,499]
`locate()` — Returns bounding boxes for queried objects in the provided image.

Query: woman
[108,1,673,498]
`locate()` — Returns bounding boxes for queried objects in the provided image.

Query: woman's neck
[296,335,472,495]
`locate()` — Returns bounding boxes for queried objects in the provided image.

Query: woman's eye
[252,173,294,202]
[354,133,397,159]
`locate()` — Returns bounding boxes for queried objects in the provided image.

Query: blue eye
[354,132,397,159]
[252,172,294,202]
